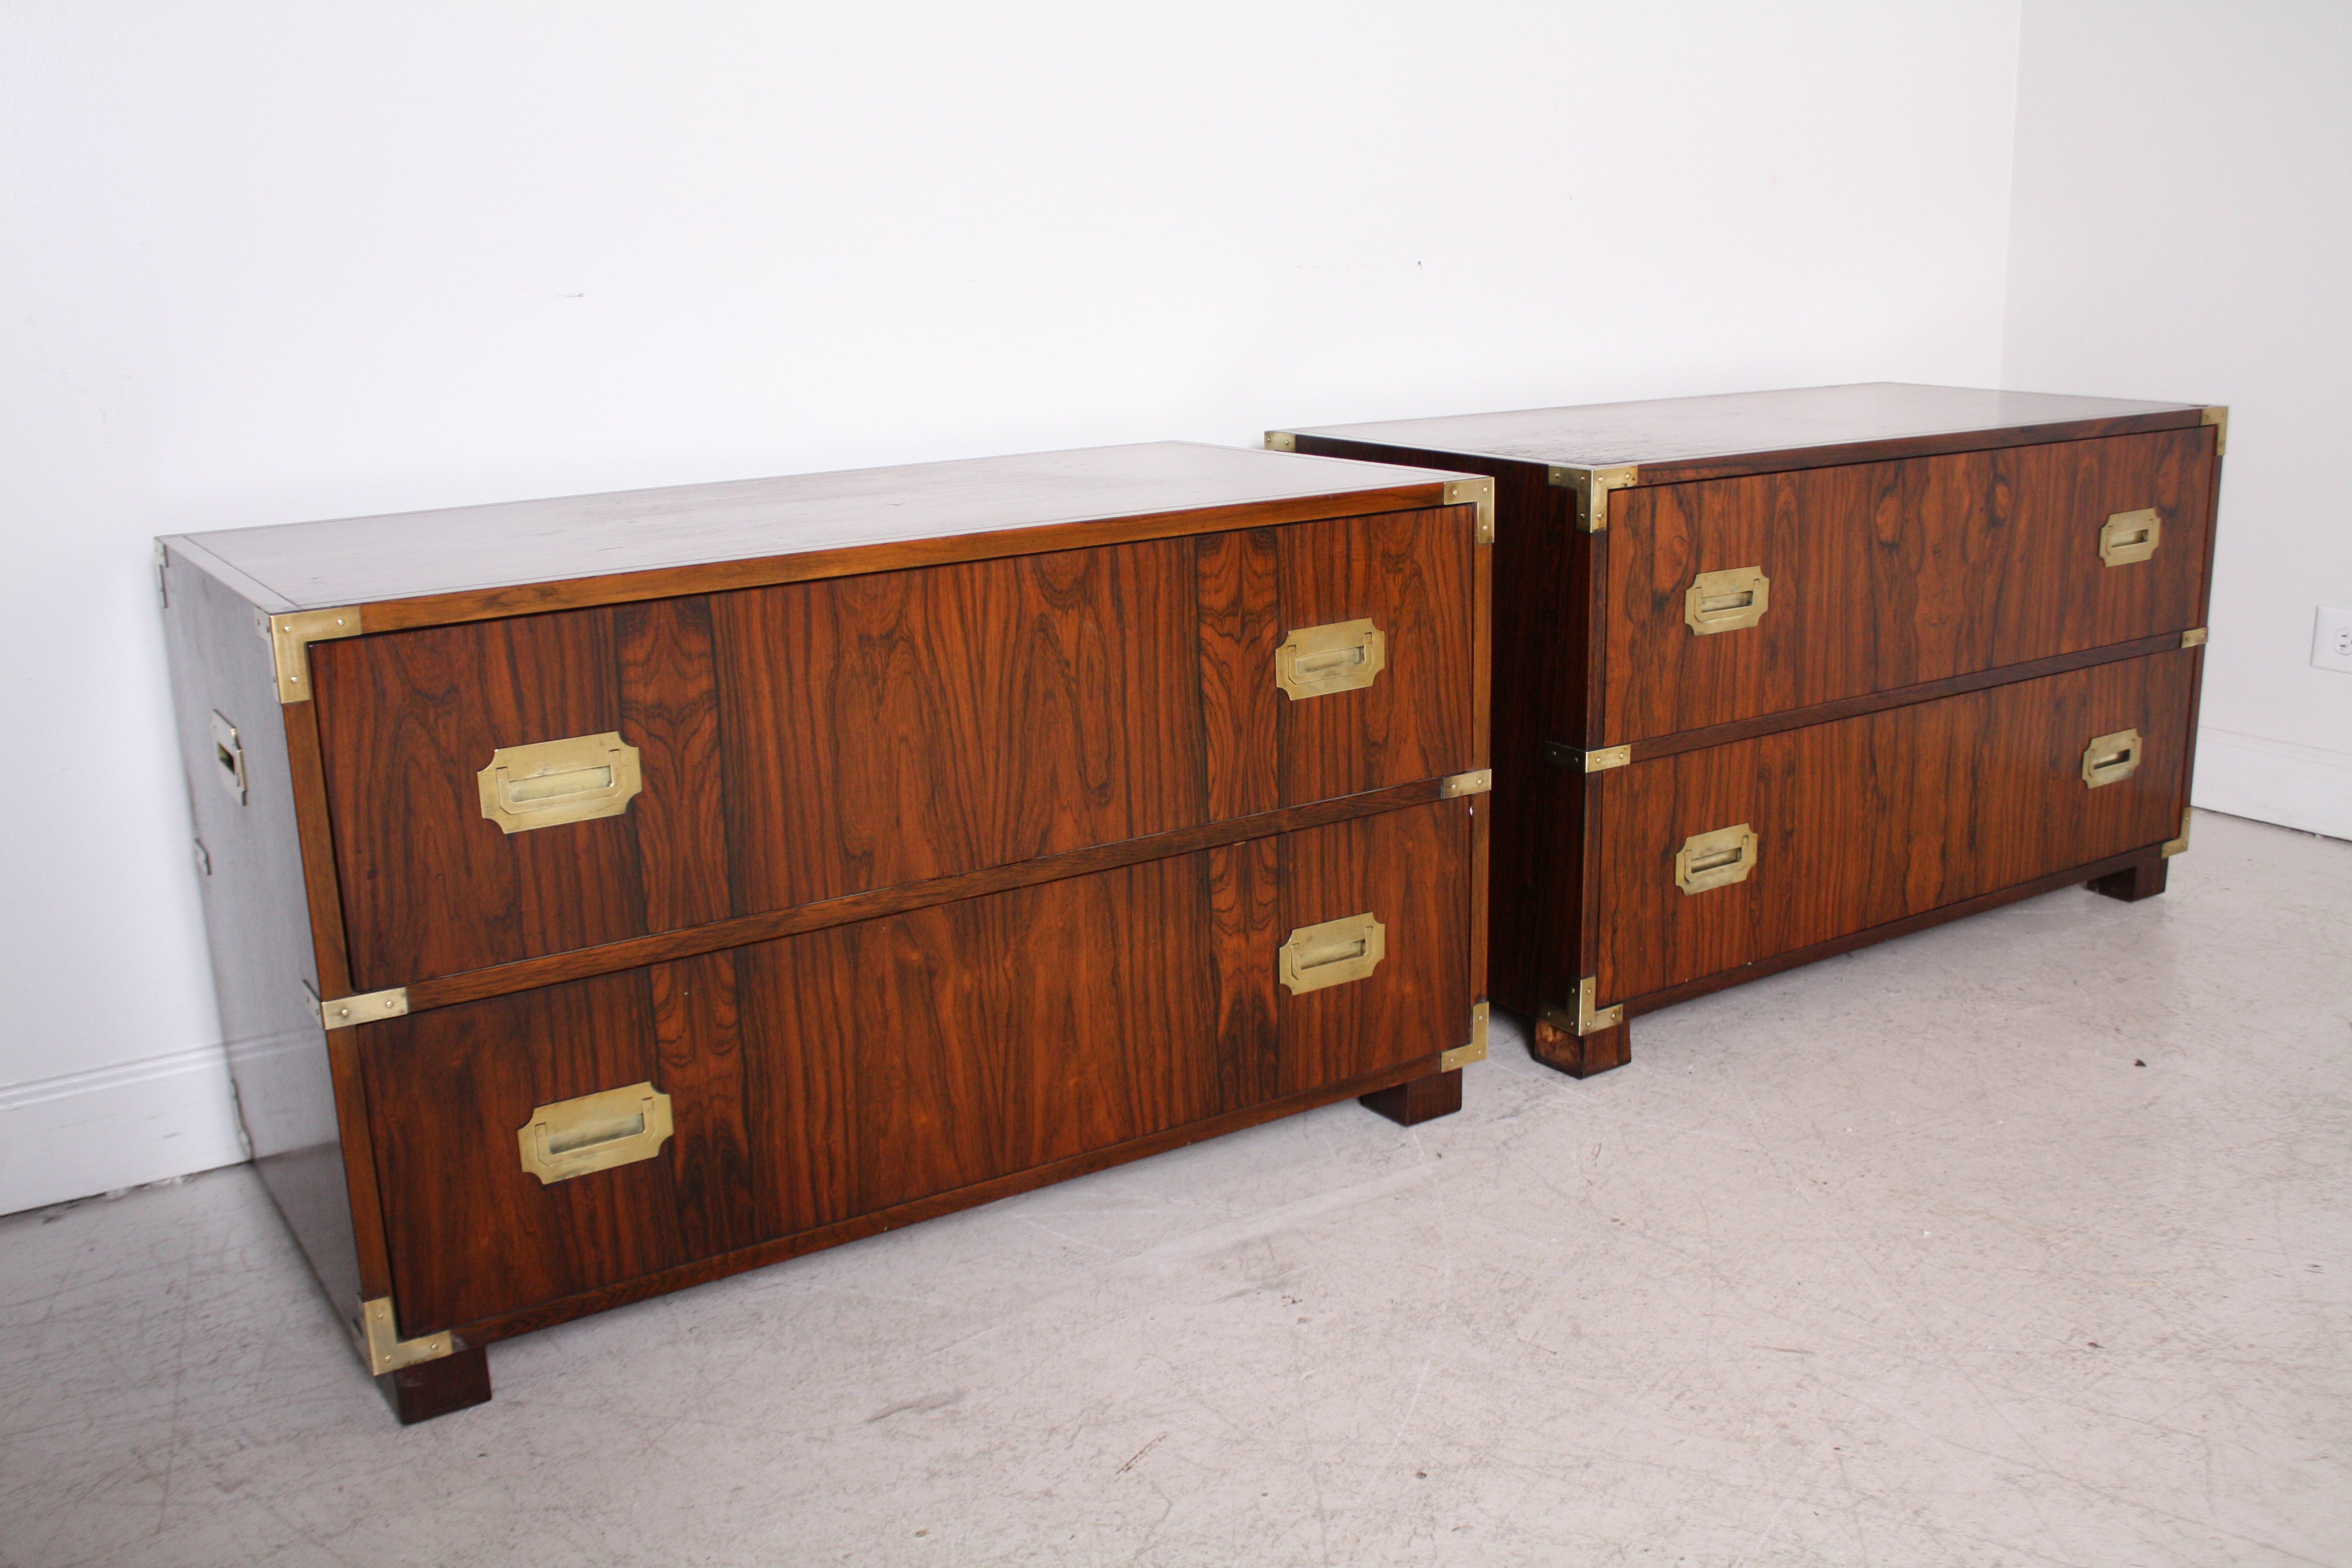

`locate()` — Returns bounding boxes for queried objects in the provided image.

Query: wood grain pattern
[1277,383,2204,482]
[1282,438,1568,1021]
[1620,841,2163,1021]
[362,798,1475,1336]
[445,1053,1447,1352]
[163,442,1468,619]
[1596,651,2196,1004]
[1604,429,2214,744]
[401,778,1451,1013]
[313,510,1478,992]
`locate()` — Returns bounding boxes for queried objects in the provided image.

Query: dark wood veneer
[163,442,1468,618]
[162,445,1490,1420]
[1277,384,2221,1074]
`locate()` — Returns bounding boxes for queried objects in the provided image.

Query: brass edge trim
[356,1296,454,1376]
[2162,809,2193,858]
[1442,476,1496,544]
[1547,464,1638,532]
[322,986,409,1031]
[269,607,363,703]
[2181,627,2208,649]
[1439,767,1493,798]
[2202,406,2228,455]
[1544,741,1631,772]
[1441,1000,1490,1072]
[1264,431,1297,451]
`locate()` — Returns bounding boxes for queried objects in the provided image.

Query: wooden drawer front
[1596,650,2193,1003]
[359,797,1472,1334]
[1604,428,2212,744]
[312,507,1476,990]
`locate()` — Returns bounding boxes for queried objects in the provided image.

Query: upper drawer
[308,506,1479,990]
[1601,428,2214,744]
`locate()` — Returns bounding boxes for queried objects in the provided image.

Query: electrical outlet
[2315,606,2352,674]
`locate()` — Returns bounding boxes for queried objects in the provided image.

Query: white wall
[2005,1,2352,840]
[0,1,2026,1212]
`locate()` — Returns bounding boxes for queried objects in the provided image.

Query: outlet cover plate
[2315,606,2352,674]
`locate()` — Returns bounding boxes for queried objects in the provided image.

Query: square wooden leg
[2087,858,2169,903]
[1359,1068,1463,1126]
[377,1344,492,1425]
[1530,1017,1630,1079]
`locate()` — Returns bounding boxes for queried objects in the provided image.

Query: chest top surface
[166,441,1473,615]
[1281,383,2214,481]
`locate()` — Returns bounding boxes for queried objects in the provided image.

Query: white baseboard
[0,1045,249,1216]
[2194,727,2352,842]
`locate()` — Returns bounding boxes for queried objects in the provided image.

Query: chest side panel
[1596,650,2196,1001]
[1603,428,2213,744]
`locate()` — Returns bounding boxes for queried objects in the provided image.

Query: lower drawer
[1594,650,2195,1006]
[356,797,1474,1337]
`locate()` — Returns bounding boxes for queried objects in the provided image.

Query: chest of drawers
[160,443,1495,1422]
[1271,384,2222,1076]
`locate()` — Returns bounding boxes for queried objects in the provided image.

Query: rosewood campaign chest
[1271,384,2223,1077]
[159,443,1496,1422]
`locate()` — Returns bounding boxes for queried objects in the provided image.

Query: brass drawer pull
[1675,823,1757,894]
[1278,911,1386,994]
[1685,566,1771,635]
[2081,728,2142,788]
[477,732,643,834]
[2099,508,2162,566]
[1275,619,1386,699]
[517,1082,673,1185]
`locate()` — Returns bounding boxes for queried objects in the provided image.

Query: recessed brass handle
[1685,567,1771,635]
[210,711,248,804]
[2081,728,2142,788]
[517,1082,674,1185]
[1278,911,1386,994]
[1675,823,1757,895]
[2099,509,2162,566]
[477,732,643,834]
[1275,619,1386,700]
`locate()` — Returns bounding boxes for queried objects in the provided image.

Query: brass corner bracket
[1264,431,1298,452]
[1544,741,1631,773]
[1441,476,1497,544]
[266,607,363,703]
[1440,767,1493,798]
[1548,464,1639,532]
[320,986,409,1031]
[1540,977,1623,1038]
[2161,809,2193,858]
[1441,1001,1490,1071]
[2202,406,2228,455]
[356,1297,454,1376]
[2181,627,2208,649]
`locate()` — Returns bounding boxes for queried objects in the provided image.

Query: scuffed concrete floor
[3,810,2347,1567]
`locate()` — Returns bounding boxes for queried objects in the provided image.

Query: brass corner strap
[1264,431,1298,452]
[1539,977,1623,1038]
[1440,767,1493,798]
[265,607,363,704]
[1441,1001,1490,1072]
[321,987,408,1030]
[356,1297,454,1376]
[2202,405,2228,455]
[1548,464,1639,533]
[1441,477,1497,545]
[2182,627,2208,649]
[2162,808,2193,858]
[1544,741,1631,772]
